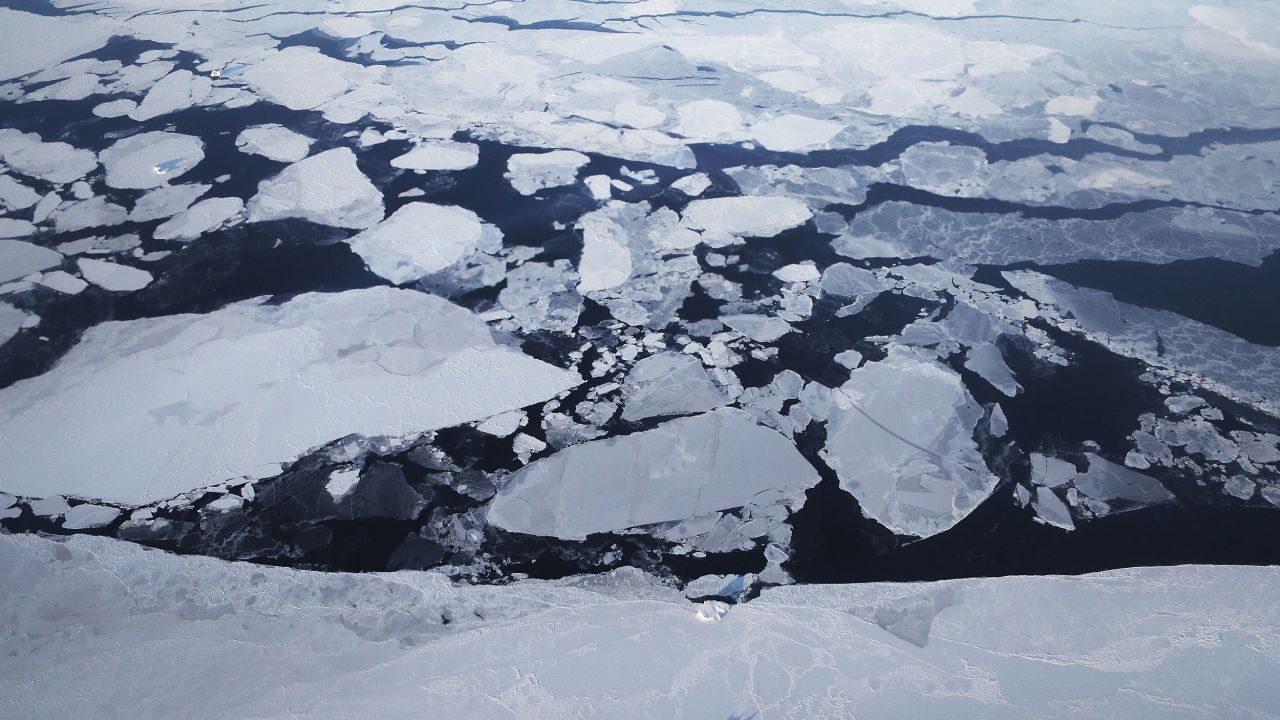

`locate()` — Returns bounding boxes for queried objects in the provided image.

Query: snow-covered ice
[346,202,491,283]
[235,124,314,163]
[100,132,204,190]
[504,150,590,195]
[390,141,479,172]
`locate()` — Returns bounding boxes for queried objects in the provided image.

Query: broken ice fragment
[620,352,727,422]
[504,150,590,195]
[346,203,490,284]
[77,258,153,292]
[247,148,384,229]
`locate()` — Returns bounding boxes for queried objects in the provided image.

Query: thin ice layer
[0,287,579,504]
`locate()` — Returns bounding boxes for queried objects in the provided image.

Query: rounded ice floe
[77,258,153,292]
[247,147,384,229]
[390,141,480,172]
[100,132,205,189]
[822,348,997,538]
[680,196,811,240]
[235,124,314,163]
[504,150,590,195]
[0,287,579,504]
[346,202,490,284]
[487,407,819,540]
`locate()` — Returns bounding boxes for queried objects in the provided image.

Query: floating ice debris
[504,150,590,195]
[130,70,212,121]
[390,141,480,172]
[0,239,61,284]
[720,314,792,343]
[100,132,204,190]
[1032,487,1075,530]
[346,202,492,284]
[38,270,87,295]
[0,288,579,504]
[751,114,844,152]
[235,124,314,163]
[76,258,153,292]
[577,203,634,292]
[670,172,712,197]
[0,302,31,347]
[247,148,384,230]
[964,343,1021,397]
[476,410,526,437]
[129,183,211,223]
[0,174,39,211]
[61,504,121,530]
[488,408,820,540]
[823,349,997,538]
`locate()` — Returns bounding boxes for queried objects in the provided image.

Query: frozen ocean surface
[0,0,1279,716]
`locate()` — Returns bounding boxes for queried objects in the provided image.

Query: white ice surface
[620,352,727,422]
[3,533,1279,720]
[247,147,384,229]
[100,132,204,190]
[0,239,62,284]
[680,195,811,241]
[153,197,243,241]
[76,258,152,291]
[0,9,109,82]
[504,150,590,195]
[488,407,819,539]
[0,287,579,504]
[346,202,487,284]
[823,348,997,538]
[235,124,313,163]
[390,141,479,171]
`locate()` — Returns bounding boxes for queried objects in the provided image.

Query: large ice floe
[0,288,578,504]
[4,533,1280,720]
[246,147,384,229]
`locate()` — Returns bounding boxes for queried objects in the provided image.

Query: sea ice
[100,132,204,189]
[619,352,726,422]
[0,239,62,284]
[346,202,490,283]
[488,408,820,539]
[247,148,384,229]
[823,348,997,538]
[390,141,480,172]
[0,287,579,504]
[153,197,244,241]
[504,150,590,195]
[76,258,153,292]
[235,124,314,163]
[680,196,811,241]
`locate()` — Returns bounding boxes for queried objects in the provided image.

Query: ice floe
[390,141,480,172]
[823,348,997,538]
[235,124,314,163]
[76,258,153,292]
[680,196,811,243]
[100,132,204,190]
[619,352,726,422]
[0,239,61,284]
[0,287,579,504]
[504,150,590,195]
[247,147,384,229]
[488,408,819,539]
[346,202,494,284]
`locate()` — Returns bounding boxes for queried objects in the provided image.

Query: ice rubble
[346,203,494,284]
[822,348,997,538]
[4,533,1280,720]
[487,408,819,540]
[235,124,314,163]
[100,132,204,190]
[0,287,579,504]
[247,148,384,229]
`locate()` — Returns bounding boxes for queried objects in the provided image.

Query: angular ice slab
[488,408,819,539]
[0,288,579,504]
[346,202,490,284]
[504,150,590,195]
[823,349,997,538]
[4,533,1279,720]
[247,148,384,229]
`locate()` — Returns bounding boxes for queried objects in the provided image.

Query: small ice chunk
[1030,454,1077,488]
[0,302,31,346]
[681,196,811,240]
[505,150,590,195]
[235,124,314,163]
[964,343,1021,397]
[512,433,547,460]
[720,314,792,343]
[346,202,487,283]
[0,174,40,211]
[488,408,820,540]
[988,404,1008,437]
[1165,395,1207,414]
[583,174,612,200]
[1224,475,1256,501]
[100,132,204,189]
[92,98,136,118]
[76,258,153,292]
[621,352,727,422]
[129,183,210,223]
[325,467,361,502]
[834,350,864,369]
[576,204,634,293]
[1074,453,1174,509]
[61,504,121,530]
[0,239,62,283]
[390,141,479,172]
[130,69,211,121]
[247,148,384,229]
